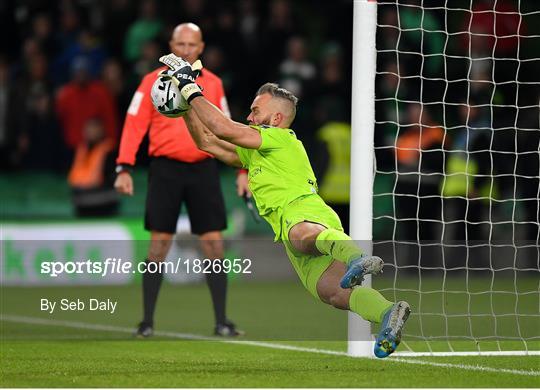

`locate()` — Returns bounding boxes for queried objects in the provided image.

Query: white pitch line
[2,314,539,377]
[392,357,540,377]
[1,314,348,357]
[396,350,540,357]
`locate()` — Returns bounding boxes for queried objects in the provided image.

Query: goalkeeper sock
[349,286,394,323]
[142,259,163,324]
[315,228,364,265]
[205,261,227,325]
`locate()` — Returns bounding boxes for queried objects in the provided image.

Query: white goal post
[348,0,378,357]
[349,0,540,357]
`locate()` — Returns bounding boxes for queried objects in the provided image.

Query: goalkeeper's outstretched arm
[189,97,262,149]
[184,109,243,167]
[158,53,261,149]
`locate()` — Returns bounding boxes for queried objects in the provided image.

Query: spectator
[56,57,118,149]
[123,0,163,62]
[394,104,445,266]
[31,13,59,61]
[203,45,232,93]
[278,36,316,99]
[53,28,108,85]
[102,58,131,116]
[57,6,81,54]
[20,85,67,172]
[9,51,56,167]
[68,117,118,217]
[177,0,207,24]
[12,51,52,120]
[0,58,20,170]
[130,39,162,85]
[316,121,351,234]
[238,0,260,52]
[13,38,43,81]
[261,0,297,71]
[515,95,540,244]
[397,0,444,77]
[102,0,137,58]
[462,0,524,58]
[374,62,410,172]
[207,6,240,61]
[377,7,399,52]
[309,46,351,232]
[441,99,491,243]
[233,0,261,108]
[311,44,348,127]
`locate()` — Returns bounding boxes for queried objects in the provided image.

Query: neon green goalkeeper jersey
[236,125,318,239]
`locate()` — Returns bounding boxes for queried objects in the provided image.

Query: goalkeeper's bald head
[255,83,298,128]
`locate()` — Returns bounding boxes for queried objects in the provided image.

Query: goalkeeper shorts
[280,194,344,300]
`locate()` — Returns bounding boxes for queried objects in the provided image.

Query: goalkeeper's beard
[251,115,272,127]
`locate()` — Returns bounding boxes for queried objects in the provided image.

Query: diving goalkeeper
[159,54,410,358]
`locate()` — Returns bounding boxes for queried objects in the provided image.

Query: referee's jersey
[117,67,230,166]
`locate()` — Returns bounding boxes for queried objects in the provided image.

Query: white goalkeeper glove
[158,53,204,103]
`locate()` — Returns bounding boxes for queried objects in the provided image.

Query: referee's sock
[142,259,163,325]
[205,261,227,325]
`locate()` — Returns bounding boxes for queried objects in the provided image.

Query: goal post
[349,0,540,357]
[348,0,378,358]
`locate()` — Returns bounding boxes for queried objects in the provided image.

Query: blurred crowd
[0,0,538,242]
[374,0,539,254]
[0,0,352,175]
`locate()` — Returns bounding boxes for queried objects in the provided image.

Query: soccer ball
[150,75,190,118]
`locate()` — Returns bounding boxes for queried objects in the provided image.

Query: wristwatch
[115,164,133,174]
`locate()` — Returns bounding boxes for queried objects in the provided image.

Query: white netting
[372,0,539,354]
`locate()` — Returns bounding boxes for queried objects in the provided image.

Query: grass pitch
[1,280,539,387]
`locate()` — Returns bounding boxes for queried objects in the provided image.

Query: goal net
[370,0,539,356]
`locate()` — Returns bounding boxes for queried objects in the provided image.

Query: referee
[114,23,242,337]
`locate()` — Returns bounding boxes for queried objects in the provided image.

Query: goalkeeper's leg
[289,222,383,288]
[316,260,410,358]
[316,261,392,319]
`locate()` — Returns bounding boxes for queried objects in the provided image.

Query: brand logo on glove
[176,73,195,82]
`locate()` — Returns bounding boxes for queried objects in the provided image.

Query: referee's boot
[214,320,244,337]
[340,254,384,289]
[134,321,154,338]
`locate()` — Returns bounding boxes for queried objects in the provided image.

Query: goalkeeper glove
[158,54,203,103]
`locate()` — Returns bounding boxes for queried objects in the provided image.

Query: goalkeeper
[159,54,410,358]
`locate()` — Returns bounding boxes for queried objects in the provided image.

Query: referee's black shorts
[144,157,227,235]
